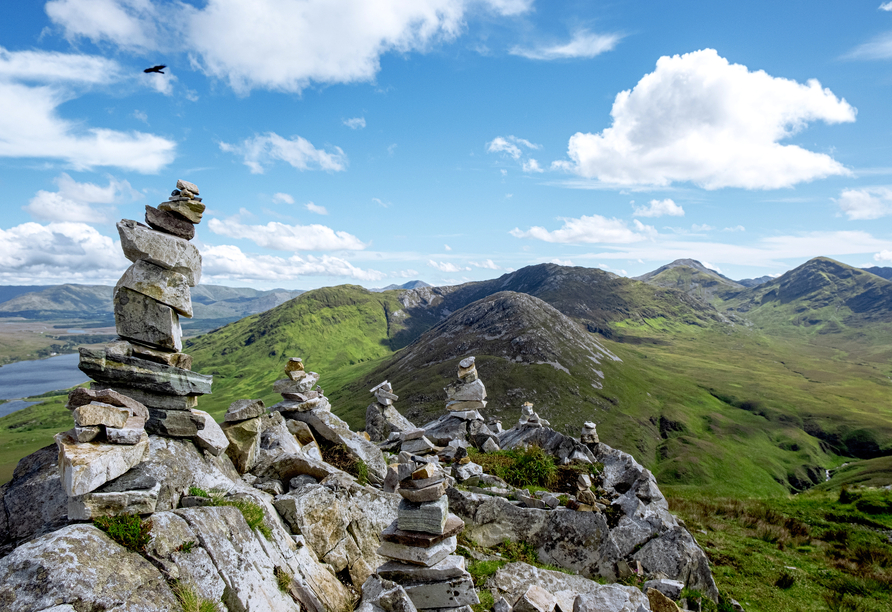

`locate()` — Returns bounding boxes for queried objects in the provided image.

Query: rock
[192,409,229,456]
[367,401,416,442]
[273,373,320,395]
[159,199,205,224]
[114,287,183,351]
[145,204,195,240]
[72,401,130,428]
[358,575,418,612]
[514,585,556,612]
[489,562,649,612]
[577,490,597,505]
[402,575,478,609]
[377,535,457,567]
[222,416,262,473]
[648,589,681,612]
[0,444,69,557]
[399,481,447,503]
[632,527,718,601]
[0,524,179,611]
[225,399,266,422]
[117,259,193,317]
[643,579,684,601]
[279,395,327,410]
[80,346,211,396]
[67,387,149,421]
[453,461,483,482]
[117,219,202,286]
[176,179,200,194]
[255,480,283,495]
[482,437,500,453]
[67,480,161,520]
[498,426,594,466]
[252,451,342,484]
[287,419,317,445]
[413,463,438,480]
[91,383,198,411]
[381,514,465,548]
[288,408,387,485]
[518,493,548,510]
[398,495,449,534]
[55,430,149,496]
[494,597,511,612]
[146,408,206,437]
[73,426,101,442]
[446,400,486,412]
[285,357,304,372]
[378,554,467,582]
[132,343,193,369]
[444,379,486,402]
[106,416,147,445]
[581,422,599,445]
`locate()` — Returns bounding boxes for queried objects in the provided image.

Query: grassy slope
[0,391,73,483]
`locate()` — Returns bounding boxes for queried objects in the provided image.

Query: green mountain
[863,266,892,281]
[634,258,743,303]
[0,284,112,318]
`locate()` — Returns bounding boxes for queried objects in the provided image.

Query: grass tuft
[172,580,222,612]
[469,446,556,489]
[275,566,292,593]
[92,513,152,553]
[185,487,272,539]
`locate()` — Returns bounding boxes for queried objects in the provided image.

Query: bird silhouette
[144,65,166,74]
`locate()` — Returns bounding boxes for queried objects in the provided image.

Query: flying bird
[143,65,166,74]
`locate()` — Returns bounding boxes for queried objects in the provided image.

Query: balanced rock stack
[269,358,329,414]
[375,454,478,611]
[366,380,415,442]
[444,356,486,416]
[516,402,549,428]
[581,421,599,445]
[220,398,267,473]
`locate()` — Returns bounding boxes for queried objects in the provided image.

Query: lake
[0,353,87,401]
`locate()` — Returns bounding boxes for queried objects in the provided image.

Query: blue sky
[2,0,892,290]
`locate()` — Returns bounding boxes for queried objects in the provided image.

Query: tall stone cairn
[57,179,224,518]
[375,454,478,611]
[444,356,486,415]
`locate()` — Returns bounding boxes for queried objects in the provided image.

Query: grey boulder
[117,219,202,286]
[117,259,193,317]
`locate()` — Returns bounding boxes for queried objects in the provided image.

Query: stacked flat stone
[581,421,599,444]
[516,402,549,428]
[367,380,417,444]
[443,356,486,418]
[375,455,478,611]
[79,179,215,442]
[220,399,267,473]
[269,358,330,414]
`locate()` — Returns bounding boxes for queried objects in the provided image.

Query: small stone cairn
[57,179,224,518]
[375,454,478,611]
[444,356,486,416]
[367,380,416,444]
[516,401,549,428]
[581,421,599,445]
[270,358,329,414]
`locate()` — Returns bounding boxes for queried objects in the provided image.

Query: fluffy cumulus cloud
[510,215,656,244]
[510,29,621,60]
[47,0,532,94]
[835,187,892,220]
[0,221,128,283]
[24,173,138,223]
[522,159,544,173]
[555,49,856,189]
[202,244,384,281]
[208,218,366,251]
[219,133,347,174]
[633,198,684,217]
[0,47,176,172]
[875,250,892,262]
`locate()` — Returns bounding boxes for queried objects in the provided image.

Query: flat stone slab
[117,259,193,317]
[273,374,320,395]
[73,402,129,428]
[146,408,206,437]
[402,575,478,609]
[80,347,212,396]
[90,384,198,411]
[55,430,150,497]
[377,535,457,567]
[67,387,149,421]
[225,399,266,422]
[399,481,447,503]
[68,481,161,520]
[398,495,448,535]
[377,555,467,583]
[117,219,202,286]
[145,204,195,240]
[159,199,205,224]
[381,514,464,548]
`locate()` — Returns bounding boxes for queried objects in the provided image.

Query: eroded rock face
[274,480,400,587]
[0,524,179,611]
[0,444,69,557]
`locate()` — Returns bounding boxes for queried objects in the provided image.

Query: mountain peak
[635,259,740,287]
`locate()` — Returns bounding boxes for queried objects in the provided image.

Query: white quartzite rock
[117,259,193,317]
[67,480,161,520]
[192,409,229,456]
[55,430,150,496]
[226,398,266,421]
[117,219,202,286]
[377,535,457,567]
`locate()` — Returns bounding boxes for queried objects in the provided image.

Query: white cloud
[846,32,892,60]
[305,202,329,215]
[0,221,128,283]
[633,198,684,217]
[691,224,715,232]
[510,30,622,60]
[835,187,892,220]
[875,250,892,262]
[24,173,138,223]
[550,258,573,266]
[522,159,544,173]
[555,49,856,189]
[701,261,722,274]
[428,259,469,272]
[0,47,176,172]
[470,259,500,269]
[202,244,384,282]
[372,197,390,208]
[219,132,347,174]
[444,244,452,251]
[487,135,539,159]
[48,0,532,94]
[344,117,366,129]
[511,215,656,244]
[272,192,295,204]
[133,110,148,123]
[208,218,366,251]
[395,268,420,278]
[882,2,892,10]
[723,225,746,232]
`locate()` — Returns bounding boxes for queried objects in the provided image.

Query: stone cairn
[581,421,599,445]
[57,179,226,519]
[516,401,549,428]
[272,357,328,413]
[445,357,500,453]
[374,453,478,612]
[367,380,416,445]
